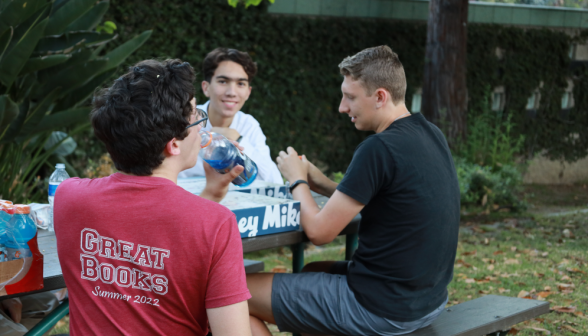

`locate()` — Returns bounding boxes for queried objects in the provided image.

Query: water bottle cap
[14,204,30,215]
[200,131,212,148]
[55,163,66,169]
[1,203,15,215]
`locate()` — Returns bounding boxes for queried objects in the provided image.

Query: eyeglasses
[186,108,208,129]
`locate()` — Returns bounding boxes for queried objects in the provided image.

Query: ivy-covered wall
[104,0,588,172]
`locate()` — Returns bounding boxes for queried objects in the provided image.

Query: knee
[301,261,335,273]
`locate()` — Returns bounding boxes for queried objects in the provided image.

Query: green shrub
[456,91,525,169]
[0,0,151,202]
[454,157,526,212]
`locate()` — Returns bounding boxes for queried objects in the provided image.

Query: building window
[491,86,505,112]
[569,44,576,60]
[561,92,573,109]
[411,90,422,113]
[492,92,504,112]
[526,91,540,110]
[561,79,574,110]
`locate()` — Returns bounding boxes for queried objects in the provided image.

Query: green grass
[449,211,588,335]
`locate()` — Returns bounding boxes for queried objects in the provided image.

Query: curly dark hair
[91,59,195,176]
[202,47,257,83]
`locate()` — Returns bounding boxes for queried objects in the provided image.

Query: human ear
[375,89,388,108]
[165,138,181,156]
[202,81,211,98]
[243,85,252,102]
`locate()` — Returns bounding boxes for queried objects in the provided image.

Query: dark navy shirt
[337,112,460,322]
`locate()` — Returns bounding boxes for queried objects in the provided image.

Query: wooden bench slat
[244,259,264,273]
[409,295,549,336]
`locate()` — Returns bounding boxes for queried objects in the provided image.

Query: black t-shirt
[337,112,460,322]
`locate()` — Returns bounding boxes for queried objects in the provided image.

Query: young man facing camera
[54,59,252,336]
[247,46,460,336]
[178,48,283,184]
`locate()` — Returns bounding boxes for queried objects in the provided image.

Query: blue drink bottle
[5,204,36,260]
[199,131,258,187]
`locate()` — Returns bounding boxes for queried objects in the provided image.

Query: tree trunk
[421,0,469,148]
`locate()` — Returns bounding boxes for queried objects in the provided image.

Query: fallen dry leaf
[544,286,551,291]
[464,278,475,284]
[498,288,507,293]
[561,325,580,333]
[525,327,551,335]
[507,327,520,335]
[487,264,495,271]
[504,258,520,265]
[567,268,585,274]
[493,250,504,255]
[455,259,472,268]
[537,291,552,298]
[518,290,530,298]
[558,283,576,291]
[462,250,476,256]
[561,275,571,281]
[541,252,549,257]
[479,290,489,294]
[511,246,517,252]
[551,306,576,313]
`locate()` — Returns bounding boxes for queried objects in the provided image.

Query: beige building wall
[523,155,588,184]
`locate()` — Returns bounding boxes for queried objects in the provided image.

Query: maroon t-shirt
[54,173,250,335]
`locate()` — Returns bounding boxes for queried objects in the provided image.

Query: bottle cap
[14,204,31,215]
[1,203,15,215]
[200,131,212,148]
[56,163,66,169]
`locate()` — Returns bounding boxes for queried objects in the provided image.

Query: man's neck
[375,103,411,133]
[207,101,234,128]
[150,163,180,184]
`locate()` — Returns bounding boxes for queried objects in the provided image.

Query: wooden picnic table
[3,194,360,300]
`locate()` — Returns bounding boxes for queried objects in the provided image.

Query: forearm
[291,184,329,245]
[314,177,338,197]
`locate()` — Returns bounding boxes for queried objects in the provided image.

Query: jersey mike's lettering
[80,228,170,296]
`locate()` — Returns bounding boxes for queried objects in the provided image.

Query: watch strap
[289,180,309,193]
[236,135,243,143]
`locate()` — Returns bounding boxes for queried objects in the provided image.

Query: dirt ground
[523,183,588,215]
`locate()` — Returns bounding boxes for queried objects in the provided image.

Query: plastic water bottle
[199,131,258,187]
[0,202,12,262]
[48,163,70,231]
[5,204,36,260]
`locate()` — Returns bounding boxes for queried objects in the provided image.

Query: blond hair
[338,45,406,105]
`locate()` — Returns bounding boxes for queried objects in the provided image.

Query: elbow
[306,230,336,246]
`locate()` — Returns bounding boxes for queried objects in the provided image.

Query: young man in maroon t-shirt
[54,59,252,336]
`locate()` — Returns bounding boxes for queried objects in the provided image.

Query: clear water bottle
[5,204,36,260]
[0,202,12,262]
[48,163,70,231]
[199,131,258,187]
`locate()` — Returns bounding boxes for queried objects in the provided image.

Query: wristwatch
[236,135,243,143]
[289,180,309,193]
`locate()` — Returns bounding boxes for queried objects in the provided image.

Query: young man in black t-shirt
[246,46,460,336]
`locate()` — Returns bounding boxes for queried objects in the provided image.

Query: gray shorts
[272,272,447,336]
